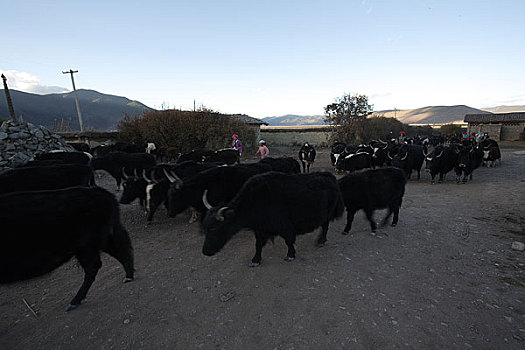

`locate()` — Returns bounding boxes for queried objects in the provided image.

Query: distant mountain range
[2,88,524,130]
[262,105,525,126]
[261,114,326,126]
[0,89,151,131]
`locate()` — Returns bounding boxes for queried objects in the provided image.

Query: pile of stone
[0,120,74,168]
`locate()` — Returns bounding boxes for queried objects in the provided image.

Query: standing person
[398,131,407,144]
[231,134,243,159]
[256,140,269,159]
[461,131,470,145]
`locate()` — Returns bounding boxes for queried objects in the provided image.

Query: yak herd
[0,135,502,310]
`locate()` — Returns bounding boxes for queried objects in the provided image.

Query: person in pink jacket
[256,140,269,159]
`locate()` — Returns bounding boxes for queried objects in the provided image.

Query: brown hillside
[481,105,525,113]
[374,105,490,124]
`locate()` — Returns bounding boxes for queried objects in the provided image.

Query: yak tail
[105,197,135,280]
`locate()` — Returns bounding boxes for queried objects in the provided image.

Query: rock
[512,242,524,251]
[0,121,73,168]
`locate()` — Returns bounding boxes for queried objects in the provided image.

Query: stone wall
[467,124,502,141]
[260,126,333,147]
[0,121,74,168]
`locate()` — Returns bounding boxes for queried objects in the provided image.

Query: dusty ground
[1,146,524,349]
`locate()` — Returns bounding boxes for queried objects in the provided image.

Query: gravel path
[1,147,524,349]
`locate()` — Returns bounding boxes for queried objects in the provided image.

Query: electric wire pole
[62,69,84,131]
[1,74,17,122]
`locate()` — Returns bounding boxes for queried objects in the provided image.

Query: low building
[464,112,525,141]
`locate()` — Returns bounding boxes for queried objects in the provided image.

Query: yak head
[456,145,473,168]
[424,145,444,171]
[388,144,408,168]
[163,168,189,217]
[202,204,238,256]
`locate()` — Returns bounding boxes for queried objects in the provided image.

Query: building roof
[230,114,268,126]
[465,112,525,123]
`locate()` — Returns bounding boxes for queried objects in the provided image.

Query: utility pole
[62,69,84,131]
[1,74,17,122]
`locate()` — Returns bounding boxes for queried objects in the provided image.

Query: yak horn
[150,169,159,184]
[216,206,229,221]
[202,189,213,210]
[436,150,443,158]
[142,169,152,183]
[163,168,183,184]
[387,151,393,160]
[122,167,129,180]
[400,152,408,161]
[134,169,139,178]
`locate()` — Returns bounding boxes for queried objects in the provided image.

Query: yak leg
[250,234,268,267]
[103,223,135,282]
[284,236,297,262]
[317,221,329,246]
[342,208,356,235]
[365,208,377,233]
[390,204,400,227]
[68,249,103,311]
[188,208,199,223]
[301,162,306,173]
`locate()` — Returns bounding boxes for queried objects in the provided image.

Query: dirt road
[1,147,524,349]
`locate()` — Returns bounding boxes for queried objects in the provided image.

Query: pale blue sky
[2,0,524,118]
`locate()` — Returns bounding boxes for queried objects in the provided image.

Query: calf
[0,164,95,193]
[202,171,344,266]
[0,186,134,311]
[338,167,406,234]
[298,143,316,173]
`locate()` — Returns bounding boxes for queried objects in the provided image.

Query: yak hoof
[370,231,377,236]
[66,303,79,312]
[284,256,295,262]
[123,277,134,283]
[248,262,260,267]
[342,231,350,235]
[317,242,325,248]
